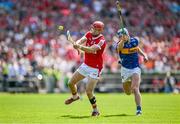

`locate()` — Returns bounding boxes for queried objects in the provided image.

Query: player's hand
[144,54,148,63]
[121,35,129,42]
[73,43,80,49]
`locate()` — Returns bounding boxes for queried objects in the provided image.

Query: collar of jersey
[92,34,103,40]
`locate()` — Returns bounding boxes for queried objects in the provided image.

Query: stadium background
[0,0,179,93]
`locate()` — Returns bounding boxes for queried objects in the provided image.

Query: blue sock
[137,106,141,111]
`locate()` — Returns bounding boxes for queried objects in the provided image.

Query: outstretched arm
[138,47,148,62]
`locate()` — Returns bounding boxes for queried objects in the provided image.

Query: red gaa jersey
[84,31,106,70]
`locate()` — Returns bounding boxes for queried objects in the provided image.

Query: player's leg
[131,73,142,115]
[122,80,132,95]
[85,77,100,116]
[65,70,85,105]
[121,67,132,95]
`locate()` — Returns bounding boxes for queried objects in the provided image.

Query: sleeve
[85,32,90,39]
[134,37,140,45]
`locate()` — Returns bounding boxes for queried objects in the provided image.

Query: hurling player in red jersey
[64,21,106,116]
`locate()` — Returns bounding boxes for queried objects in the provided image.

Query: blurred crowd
[0,0,180,92]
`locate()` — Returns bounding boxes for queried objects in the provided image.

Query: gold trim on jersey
[120,46,138,54]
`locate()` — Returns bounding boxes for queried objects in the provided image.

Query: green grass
[0,93,180,124]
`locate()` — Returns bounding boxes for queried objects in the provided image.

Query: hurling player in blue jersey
[116,28,148,115]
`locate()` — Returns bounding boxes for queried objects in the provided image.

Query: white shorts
[77,63,100,80]
[121,66,141,83]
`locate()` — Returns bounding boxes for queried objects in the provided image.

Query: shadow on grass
[103,113,135,117]
[61,113,134,119]
[61,115,90,119]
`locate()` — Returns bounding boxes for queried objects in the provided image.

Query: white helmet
[117,28,129,37]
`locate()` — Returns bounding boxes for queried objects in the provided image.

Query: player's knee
[131,87,139,94]
[86,89,93,97]
[123,82,131,95]
[123,87,131,95]
[68,79,75,86]
[68,81,74,88]
[124,90,131,95]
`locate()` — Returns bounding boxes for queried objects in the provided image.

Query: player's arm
[138,47,148,62]
[117,35,129,53]
[76,36,87,45]
[74,40,105,54]
[79,45,99,54]
[72,36,87,54]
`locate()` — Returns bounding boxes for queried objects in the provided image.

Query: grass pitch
[0,93,180,124]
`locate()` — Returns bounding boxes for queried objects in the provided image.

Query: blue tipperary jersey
[118,37,139,69]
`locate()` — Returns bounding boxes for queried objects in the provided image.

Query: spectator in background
[2,60,8,91]
[164,71,176,93]
[152,76,164,93]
